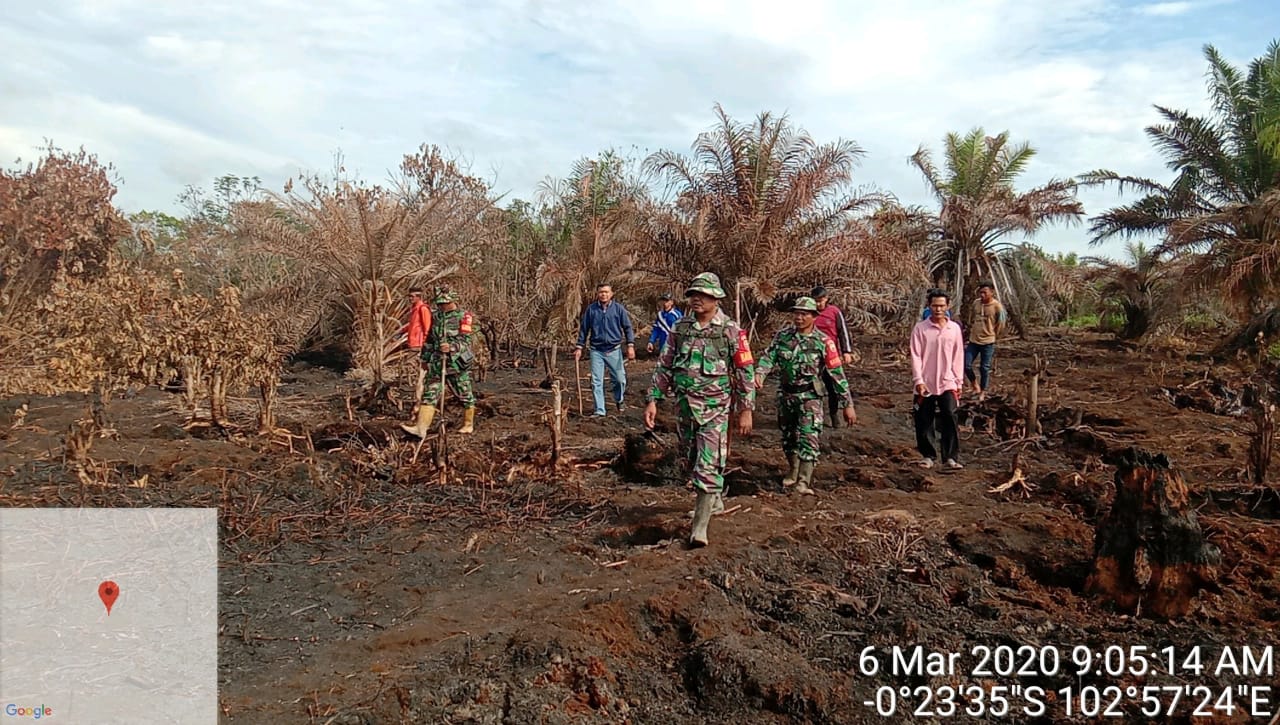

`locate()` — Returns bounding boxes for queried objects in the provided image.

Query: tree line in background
[1,39,1277,419]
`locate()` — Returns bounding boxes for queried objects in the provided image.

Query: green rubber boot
[794,461,816,496]
[782,455,800,487]
[690,493,715,547]
[688,492,726,517]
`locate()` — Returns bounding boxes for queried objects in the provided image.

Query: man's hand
[646,342,655,354]
[736,409,753,435]
[626,344,636,361]
[915,383,928,397]
[573,347,582,361]
[842,352,854,366]
[643,400,658,429]
[843,406,857,426]
[440,342,451,353]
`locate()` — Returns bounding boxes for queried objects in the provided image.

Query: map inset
[0,508,217,723]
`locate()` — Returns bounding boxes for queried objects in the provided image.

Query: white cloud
[0,0,1271,256]
[1136,2,1196,16]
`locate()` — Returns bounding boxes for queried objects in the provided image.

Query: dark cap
[659,292,674,300]
[810,285,829,298]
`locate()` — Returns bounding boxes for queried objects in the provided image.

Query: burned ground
[2,331,1279,723]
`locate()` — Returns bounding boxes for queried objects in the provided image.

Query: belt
[781,381,816,395]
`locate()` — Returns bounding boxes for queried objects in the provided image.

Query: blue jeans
[964,342,996,390]
[589,346,626,415]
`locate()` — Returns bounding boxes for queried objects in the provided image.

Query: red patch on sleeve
[460,312,474,334]
[733,329,753,367]
[824,337,842,369]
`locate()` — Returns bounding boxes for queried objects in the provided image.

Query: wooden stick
[735,280,742,324]
[438,353,448,416]
[1024,354,1047,436]
[575,355,584,417]
[1249,383,1274,485]
[550,380,563,465]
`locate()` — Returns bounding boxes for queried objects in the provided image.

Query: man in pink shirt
[910,290,965,469]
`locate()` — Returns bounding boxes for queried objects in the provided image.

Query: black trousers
[823,369,842,428]
[914,391,959,461]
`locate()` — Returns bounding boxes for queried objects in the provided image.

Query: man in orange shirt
[404,287,433,413]
[405,287,433,353]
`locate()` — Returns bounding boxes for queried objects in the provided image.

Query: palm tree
[1001,244,1091,327]
[909,128,1085,327]
[1083,39,1280,318]
[531,150,648,340]
[1082,241,1183,340]
[640,104,894,329]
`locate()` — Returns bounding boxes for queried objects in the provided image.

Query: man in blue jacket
[646,292,681,355]
[574,283,636,416]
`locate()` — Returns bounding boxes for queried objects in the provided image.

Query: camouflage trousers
[420,356,475,408]
[779,394,824,462]
[675,400,730,495]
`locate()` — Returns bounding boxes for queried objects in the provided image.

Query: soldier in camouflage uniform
[401,288,479,437]
[755,297,857,494]
[644,272,755,547]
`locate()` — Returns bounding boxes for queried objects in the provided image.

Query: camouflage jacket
[647,309,756,424]
[756,327,853,406]
[422,307,475,369]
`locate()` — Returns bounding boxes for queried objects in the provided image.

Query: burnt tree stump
[618,430,678,484]
[1085,447,1220,618]
[1245,382,1274,484]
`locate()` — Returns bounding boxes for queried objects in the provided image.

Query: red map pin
[99,580,119,615]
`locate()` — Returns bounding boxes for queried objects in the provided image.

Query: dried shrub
[0,145,130,346]
[236,146,495,397]
[12,258,282,430]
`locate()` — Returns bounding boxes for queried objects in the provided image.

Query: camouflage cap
[684,272,726,299]
[791,296,819,313]
[434,288,457,304]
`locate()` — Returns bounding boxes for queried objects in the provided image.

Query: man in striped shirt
[811,286,854,427]
[646,293,682,354]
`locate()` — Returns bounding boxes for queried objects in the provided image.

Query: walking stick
[574,355,584,416]
[438,351,449,416]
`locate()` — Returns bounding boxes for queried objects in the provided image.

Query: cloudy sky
[2,0,1276,257]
